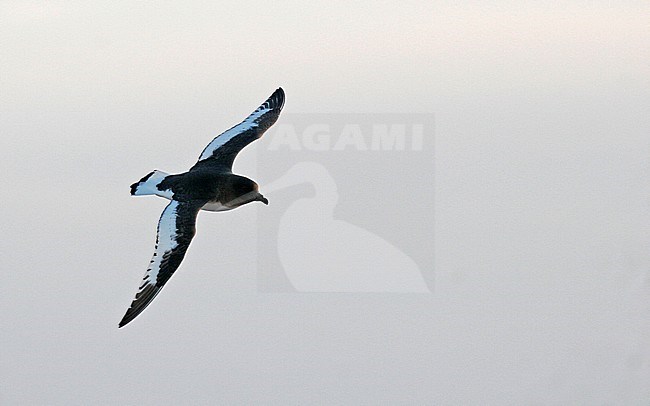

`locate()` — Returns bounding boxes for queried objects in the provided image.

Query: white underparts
[201,201,233,212]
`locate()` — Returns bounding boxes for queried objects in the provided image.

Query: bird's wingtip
[118,314,131,328]
[272,87,285,109]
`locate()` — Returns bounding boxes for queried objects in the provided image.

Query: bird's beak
[258,194,269,205]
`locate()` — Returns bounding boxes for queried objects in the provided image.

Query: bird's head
[227,176,269,207]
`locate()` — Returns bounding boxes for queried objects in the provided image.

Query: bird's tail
[130,170,172,199]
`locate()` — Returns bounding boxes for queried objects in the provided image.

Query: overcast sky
[1,1,649,404]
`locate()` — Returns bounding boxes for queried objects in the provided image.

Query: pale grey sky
[1,1,649,404]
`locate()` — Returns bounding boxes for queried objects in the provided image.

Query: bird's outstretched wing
[191,87,285,171]
[119,199,205,328]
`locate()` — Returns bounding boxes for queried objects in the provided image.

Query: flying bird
[119,88,285,327]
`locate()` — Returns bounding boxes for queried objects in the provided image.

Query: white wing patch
[139,200,180,287]
[198,107,270,161]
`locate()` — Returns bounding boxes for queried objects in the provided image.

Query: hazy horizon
[1,1,649,404]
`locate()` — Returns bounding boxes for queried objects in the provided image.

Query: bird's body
[119,88,284,327]
[132,169,267,211]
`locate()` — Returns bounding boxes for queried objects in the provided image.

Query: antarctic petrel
[119,88,285,327]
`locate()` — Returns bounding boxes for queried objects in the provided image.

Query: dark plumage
[119,87,285,328]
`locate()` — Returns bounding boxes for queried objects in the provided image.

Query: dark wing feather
[191,87,285,171]
[119,199,204,327]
